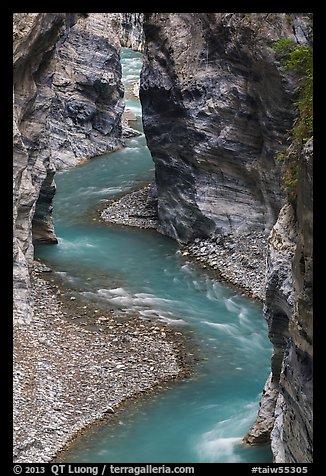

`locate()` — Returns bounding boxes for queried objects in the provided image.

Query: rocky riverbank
[184,232,268,301]
[13,261,193,463]
[100,184,158,230]
[100,185,268,301]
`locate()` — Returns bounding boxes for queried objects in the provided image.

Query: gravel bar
[13,262,193,463]
[184,232,268,301]
[100,184,159,230]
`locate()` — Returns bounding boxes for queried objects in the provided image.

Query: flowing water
[35,48,273,463]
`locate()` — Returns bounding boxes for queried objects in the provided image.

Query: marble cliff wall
[119,13,144,51]
[140,13,308,242]
[140,13,312,462]
[269,138,313,463]
[248,139,313,463]
[14,13,68,324]
[13,13,124,324]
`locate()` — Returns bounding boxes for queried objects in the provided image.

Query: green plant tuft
[272,33,313,203]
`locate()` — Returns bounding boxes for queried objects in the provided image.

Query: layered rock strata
[101,184,159,230]
[13,13,125,324]
[270,138,313,462]
[244,139,313,462]
[243,203,297,446]
[15,12,124,173]
[13,12,313,463]
[119,13,144,51]
[13,13,68,324]
[243,373,279,445]
[140,13,306,243]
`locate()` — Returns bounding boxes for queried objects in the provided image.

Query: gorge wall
[119,13,144,51]
[268,138,313,462]
[243,139,313,462]
[140,13,312,462]
[14,13,69,324]
[140,13,308,242]
[13,13,128,324]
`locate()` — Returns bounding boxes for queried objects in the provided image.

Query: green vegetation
[272,35,313,203]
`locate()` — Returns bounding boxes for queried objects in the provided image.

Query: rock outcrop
[13,13,68,324]
[140,13,307,242]
[16,13,124,172]
[243,373,279,445]
[244,139,313,462]
[13,13,125,324]
[265,203,297,384]
[119,13,144,51]
[13,12,313,463]
[271,138,313,463]
[243,202,297,447]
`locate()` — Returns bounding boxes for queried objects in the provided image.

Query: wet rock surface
[13,261,193,463]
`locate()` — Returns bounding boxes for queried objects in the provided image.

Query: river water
[35,48,273,463]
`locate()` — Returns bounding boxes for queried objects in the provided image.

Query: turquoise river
[35,48,273,463]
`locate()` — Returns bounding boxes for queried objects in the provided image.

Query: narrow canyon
[13,13,313,464]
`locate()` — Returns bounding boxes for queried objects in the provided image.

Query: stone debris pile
[13,261,189,463]
[101,184,159,230]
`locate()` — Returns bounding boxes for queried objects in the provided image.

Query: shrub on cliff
[273,33,313,203]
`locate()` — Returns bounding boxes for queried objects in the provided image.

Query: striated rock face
[243,373,279,445]
[140,13,307,242]
[119,13,144,51]
[243,203,296,448]
[13,12,313,463]
[13,13,124,324]
[272,138,313,463]
[19,13,124,171]
[246,139,313,462]
[31,165,57,243]
[13,13,68,324]
[265,203,297,383]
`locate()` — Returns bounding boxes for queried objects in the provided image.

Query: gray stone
[13,13,125,324]
[139,13,313,463]
[13,12,313,465]
[252,140,313,463]
[243,373,278,445]
[265,204,297,382]
[119,13,144,51]
[140,13,306,243]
